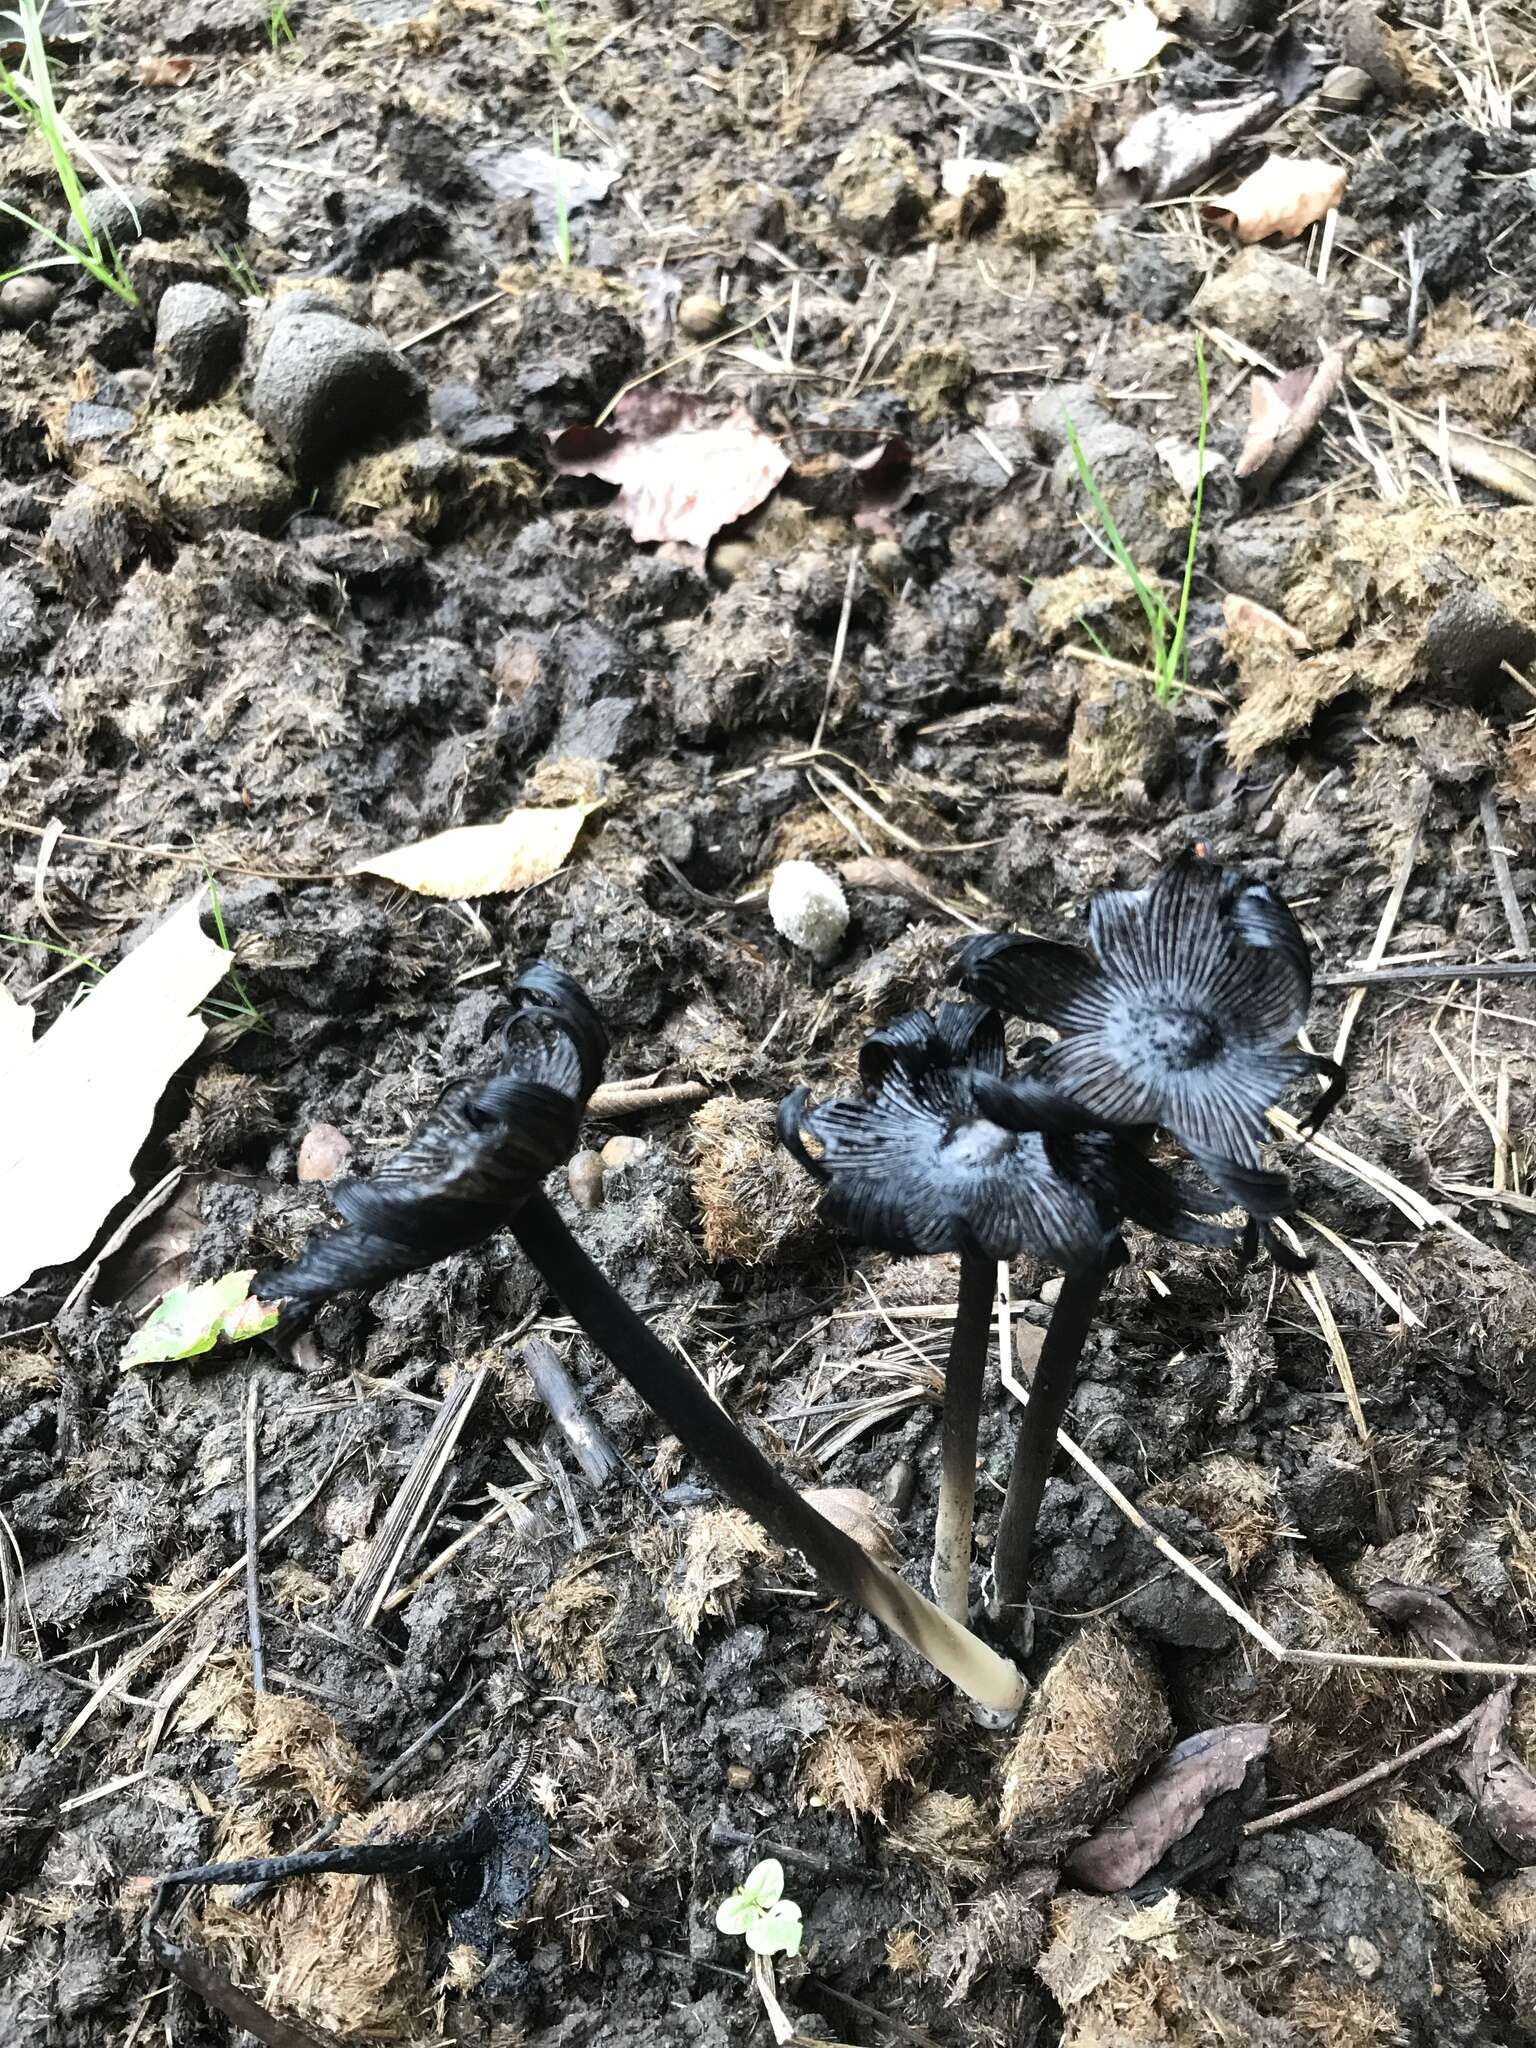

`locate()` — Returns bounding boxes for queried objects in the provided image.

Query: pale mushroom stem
[988,1260,1109,1618]
[512,1192,1027,1722]
[931,1251,993,1626]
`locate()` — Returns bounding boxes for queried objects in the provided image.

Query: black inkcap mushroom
[956,856,1342,1262]
[255,961,607,1315]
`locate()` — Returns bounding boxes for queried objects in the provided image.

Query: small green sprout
[1065,333,1210,704]
[550,117,572,269]
[536,0,566,71]
[0,0,140,306]
[202,865,270,1034]
[715,1858,803,1959]
[268,0,297,49]
[214,242,263,298]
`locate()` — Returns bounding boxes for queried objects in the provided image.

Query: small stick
[1321,960,1536,988]
[1495,1060,1513,1196]
[245,1383,266,1695]
[522,1337,622,1488]
[148,1921,338,2048]
[586,1079,709,1117]
[708,1823,854,1879]
[339,1369,488,1630]
[1333,798,1426,1069]
[1244,1697,1487,1835]
[1479,785,1530,959]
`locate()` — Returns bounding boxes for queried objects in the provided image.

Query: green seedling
[202,867,270,1034]
[122,1267,279,1369]
[536,0,566,70]
[268,0,296,49]
[214,242,262,298]
[0,0,139,305]
[715,1859,803,1959]
[0,932,103,974]
[1065,334,1210,703]
[550,117,572,269]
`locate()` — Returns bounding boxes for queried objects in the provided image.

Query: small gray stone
[1190,248,1330,368]
[0,275,58,327]
[154,281,244,408]
[248,309,427,478]
[67,184,176,256]
[62,401,135,450]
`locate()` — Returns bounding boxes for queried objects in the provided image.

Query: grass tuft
[1065,334,1209,702]
[0,0,140,306]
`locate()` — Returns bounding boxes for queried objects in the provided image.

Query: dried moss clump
[661,1505,779,1641]
[524,1557,622,1683]
[999,1620,1171,1852]
[688,1096,821,1264]
[1376,1797,1495,1956]
[239,1691,366,1819]
[888,1790,992,1885]
[1144,1455,1280,1579]
[799,1698,929,1820]
[928,1876,1054,2004]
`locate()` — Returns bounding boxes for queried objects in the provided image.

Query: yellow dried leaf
[349,802,602,899]
[1204,155,1346,243]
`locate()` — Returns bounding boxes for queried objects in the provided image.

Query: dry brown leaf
[139,53,196,85]
[348,800,601,899]
[0,894,231,1295]
[1064,1723,1271,1892]
[1460,1685,1536,1862]
[1222,592,1310,649]
[1359,379,1536,506]
[1364,1580,1498,1666]
[1234,340,1353,495]
[549,389,789,548]
[1109,93,1278,202]
[1204,155,1346,242]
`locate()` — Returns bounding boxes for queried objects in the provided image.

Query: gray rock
[248,309,426,478]
[154,281,244,407]
[61,401,135,450]
[0,571,46,665]
[0,275,58,327]
[67,184,176,256]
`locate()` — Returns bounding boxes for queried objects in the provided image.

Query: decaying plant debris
[8,1,1536,2044]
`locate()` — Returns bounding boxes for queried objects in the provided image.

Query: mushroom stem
[989,1261,1109,1617]
[931,1252,993,1625]
[511,1192,1027,1722]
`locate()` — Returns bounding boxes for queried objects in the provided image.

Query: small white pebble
[768,859,849,964]
[567,1150,606,1210]
[600,1134,647,1173]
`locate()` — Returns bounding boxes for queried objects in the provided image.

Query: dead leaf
[1460,1685,1536,1863]
[1108,92,1279,203]
[1090,3,1172,80]
[122,1267,279,1369]
[1155,435,1224,500]
[139,53,196,85]
[1364,1581,1500,1670]
[1222,593,1310,649]
[1064,1724,1271,1892]
[0,894,231,1295]
[1204,155,1347,242]
[1235,340,1353,496]
[349,801,601,900]
[1358,378,1536,506]
[549,390,789,548]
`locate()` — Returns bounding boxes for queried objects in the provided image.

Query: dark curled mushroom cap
[777,1001,1242,1269]
[257,962,607,1313]
[956,856,1342,1174]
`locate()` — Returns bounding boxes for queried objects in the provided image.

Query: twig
[522,1337,622,1487]
[1333,798,1427,1068]
[56,1438,365,1752]
[1049,1422,1536,1681]
[245,1383,266,1695]
[1403,224,1426,350]
[1321,961,1536,988]
[708,1823,855,1879]
[1479,785,1530,958]
[339,1369,488,1629]
[810,547,861,755]
[1244,1697,1487,1835]
[586,1079,710,1117]
[148,1920,339,2048]
[0,814,335,884]
[395,286,507,352]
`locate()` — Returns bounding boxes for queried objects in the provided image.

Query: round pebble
[567,1150,606,1210]
[678,292,725,339]
[600,1134,648,1173]
[0,275,59,327]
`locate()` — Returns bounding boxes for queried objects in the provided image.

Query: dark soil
[6,3,1536,2044]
